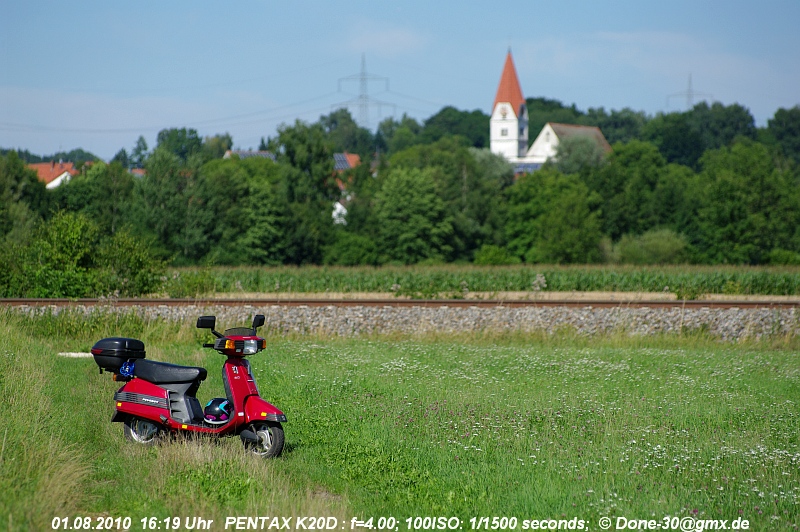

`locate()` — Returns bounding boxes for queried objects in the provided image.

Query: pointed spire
[493,50,526,117]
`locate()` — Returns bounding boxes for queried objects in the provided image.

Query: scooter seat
[133,359,207,384]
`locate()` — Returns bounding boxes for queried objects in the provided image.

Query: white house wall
[45,172,73,189]
[525,123,558,164]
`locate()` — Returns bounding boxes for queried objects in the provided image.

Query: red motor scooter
[92,314,286,458]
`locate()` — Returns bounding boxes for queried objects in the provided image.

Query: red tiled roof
[345,153,360,169]
[493,51,526,118]
[28,161,79,185]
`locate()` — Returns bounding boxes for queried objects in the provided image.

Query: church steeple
[493,50,526,118]
[490,50,529,161]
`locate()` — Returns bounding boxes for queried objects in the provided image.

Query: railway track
[1,297,798,309]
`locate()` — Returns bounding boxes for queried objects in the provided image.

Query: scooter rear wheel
[245,421,284,458]
[123,417,162,445]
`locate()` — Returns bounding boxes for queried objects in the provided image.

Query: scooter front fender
[244,395,287,424]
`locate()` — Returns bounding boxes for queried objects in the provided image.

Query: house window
[501,128,508,136]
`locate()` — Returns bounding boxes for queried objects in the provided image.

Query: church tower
[490,50,528,161]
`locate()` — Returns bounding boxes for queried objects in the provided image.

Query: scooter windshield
[223,327,257,336]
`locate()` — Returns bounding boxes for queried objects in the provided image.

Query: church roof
[549,123,613,153]
[493,51,526,116]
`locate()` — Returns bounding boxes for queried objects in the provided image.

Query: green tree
[688,102,756,150]
[390,138,514,260]
[51,161,134,235]
[553,134,607,175]
[111,148,130,168]
[692,139,800,263]
[156,128,202,161]
[583,140,669,240]
[202,133,233,161]
[131,135,149,167]
[48,148,99,165]
[643,112,705,168]
[507,167,602,263]
[319,108,375,159]
[374,167,453,264]
[0,151,46,242]
[196,157,285,265]
[582,107,648,145]
[129,148,204,262]
[419,106,490,148]
[768,106,800,163]
[376,114,421,155]
[269,120,338,264]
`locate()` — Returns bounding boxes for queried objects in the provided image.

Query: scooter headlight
[243,339,259,355]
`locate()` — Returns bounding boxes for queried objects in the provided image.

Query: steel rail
[1,297,798,309]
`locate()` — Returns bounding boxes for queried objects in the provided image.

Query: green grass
[1,310,798,530]
[164,264,800,299]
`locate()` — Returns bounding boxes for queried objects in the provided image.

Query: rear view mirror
[252,314,265,329]
[197,316,216,330]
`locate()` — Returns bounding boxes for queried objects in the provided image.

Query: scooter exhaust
[239,429,259,444]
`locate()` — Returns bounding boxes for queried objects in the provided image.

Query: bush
[767,248,800,265]
[0,211,166,297]
[615,228,688,265]
[473,244,521,265]
[323,232,380,266]
[95,231,167,296]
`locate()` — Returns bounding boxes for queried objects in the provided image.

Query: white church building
[490,51,611,172]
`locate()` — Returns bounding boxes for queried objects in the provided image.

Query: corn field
[164,265,800,299]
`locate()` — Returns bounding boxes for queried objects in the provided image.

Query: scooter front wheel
[244,421,284,458]
[123,417,162,445]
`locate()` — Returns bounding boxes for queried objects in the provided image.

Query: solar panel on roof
[333,153,351,171]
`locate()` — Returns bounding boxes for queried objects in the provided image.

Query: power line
[335,54,395,128]
[0,92,344,134]
[667,74,712,111]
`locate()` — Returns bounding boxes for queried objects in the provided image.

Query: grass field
[1,310,798,530]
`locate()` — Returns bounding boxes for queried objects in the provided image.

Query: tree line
[1,101,799,296]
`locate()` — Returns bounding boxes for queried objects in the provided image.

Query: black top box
[92,337,146,372]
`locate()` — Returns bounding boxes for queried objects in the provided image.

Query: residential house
[332,152,361,225]
[28,160,79,189]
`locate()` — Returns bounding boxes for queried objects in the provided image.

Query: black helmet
[204,398,231,424]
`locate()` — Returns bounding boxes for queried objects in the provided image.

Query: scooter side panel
[113,379,169,422]
[244,395,287,423]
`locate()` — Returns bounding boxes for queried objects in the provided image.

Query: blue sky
[2,0,799,160]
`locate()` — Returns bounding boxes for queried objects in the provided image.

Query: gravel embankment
[13,302,799,341]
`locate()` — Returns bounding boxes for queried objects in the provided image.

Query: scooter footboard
[244,396,287,423]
